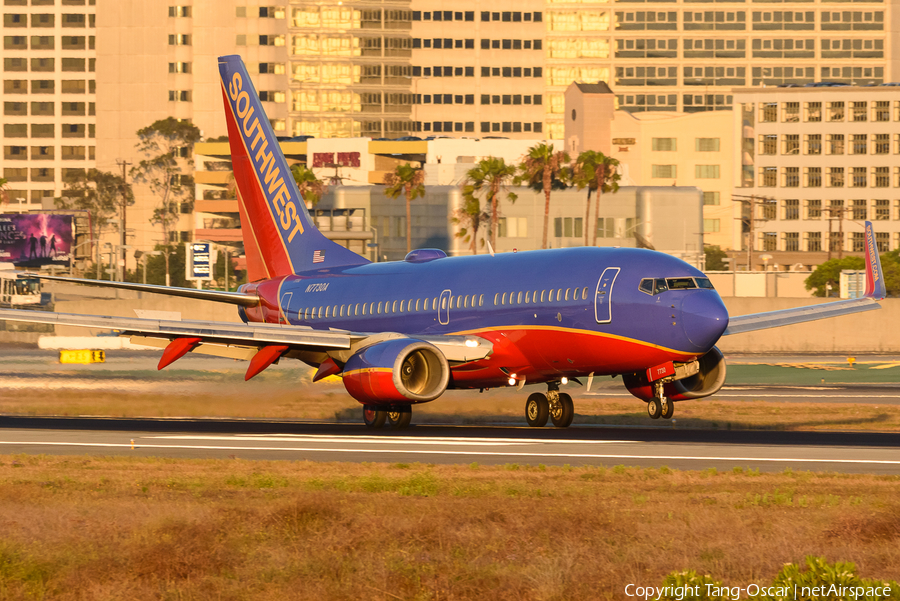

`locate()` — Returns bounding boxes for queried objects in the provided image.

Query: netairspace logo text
[625,583,892,600]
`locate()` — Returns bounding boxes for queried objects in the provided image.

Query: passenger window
[457,296,463,309]
[479,294,484,306]
[377,302,383,314]
[441,296,447,310]
[525,291,530,304]
[556,289,563,301]
[399,300,405,313]
[433,297,438,309]
[362,303,368,315]
[471,294,477,307]
[325,306,331,318]
[494,293,500,306]
[540,290,546,302]
[517,291,523,304]
[423,298,429,311]
[654,279,668,294]
[697,278,715,290]
[463,296,468,309]
[639,279,654,295]
[582,287,588,300]
[501,293,506,305]
[370,302,375,314]
[565,289,570,301]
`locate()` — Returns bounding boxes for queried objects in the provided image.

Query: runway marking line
[147,435,636,446]
[2,440,900,465]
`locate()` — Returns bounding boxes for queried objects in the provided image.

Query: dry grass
[3,383,900,432]
[0,455,898,600]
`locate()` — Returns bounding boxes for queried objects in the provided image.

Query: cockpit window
[654,278,668,294]
[639,279,654,295]
[696,278,715,290]
[666,278,697,290]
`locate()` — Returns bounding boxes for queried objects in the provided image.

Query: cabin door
[438,289,451,325]
[280,292,293,324]
[594,267,620,324]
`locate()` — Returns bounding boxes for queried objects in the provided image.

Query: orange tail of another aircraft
[218,55,369,281]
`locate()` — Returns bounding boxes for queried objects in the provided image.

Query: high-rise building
[2,0,97,211]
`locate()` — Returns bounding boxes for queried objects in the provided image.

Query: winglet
[864,221,886,300]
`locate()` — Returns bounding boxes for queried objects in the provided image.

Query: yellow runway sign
[59,350,106,365]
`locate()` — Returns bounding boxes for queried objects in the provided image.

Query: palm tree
[290,163,327,208]
[383,164,425,254]
[516,143,570,249]
[461,157,518,249]
[571,151,621,246]
[451,192,490,255]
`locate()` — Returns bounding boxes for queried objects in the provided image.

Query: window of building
[784,232,799,252]
[851,101,867,122]
[759,166,777,187]
[692,137,721,153]
[827,167,844,187]
[874,133,890,155]
[827,101,844,122]
[807,231,821,252]
[695,165,720,179]
[852,199,867,220]
[168,6,191,17]
[703,191,720,205]
[168,34,191,46]
[874,101,890,122]
[783,134,799,155]
[651,165,676,178]
[827,134,844,155]
[805,101,821,122]
[762,232,777,251]
[851,134,867,155]
[704,219,720,233]
[806,199,822,219]
[759,134,777,155]
[783,199,799,220]
[851,167,867,188]
[782,102,799,123]
[783,167,799,187]
[760,102,777,122]
[851,232,866,252]
[805,134,821,155]
[874,199,890,220]
[874,166,890,188]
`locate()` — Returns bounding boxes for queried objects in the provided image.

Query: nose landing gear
[647,381,674,420]
[525,382,574,428]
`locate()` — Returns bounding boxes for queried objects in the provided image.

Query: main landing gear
[525,383,574,428]
[646,381,674,420]
[363,405,412,429]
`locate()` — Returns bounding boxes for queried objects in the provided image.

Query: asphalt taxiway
[2,417,900,474]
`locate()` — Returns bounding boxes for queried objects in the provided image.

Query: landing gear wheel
[387,407,412,429]
[550,393,575,428]
[661,398,674,420]
[363,406,387,429]
[647,398,662,420]
[525,393,549,427]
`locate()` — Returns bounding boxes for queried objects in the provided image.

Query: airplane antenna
[486,240,495,257]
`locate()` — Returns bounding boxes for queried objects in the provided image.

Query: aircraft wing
[0,308,493,371]
[722,297,880,335]
[723,220,886,336]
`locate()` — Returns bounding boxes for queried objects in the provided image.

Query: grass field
[0,455,898,600]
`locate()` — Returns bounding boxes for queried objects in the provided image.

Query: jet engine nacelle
[623,346,727,402]
[342,338,450,405]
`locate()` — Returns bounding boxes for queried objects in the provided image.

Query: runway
[2,416,900,474]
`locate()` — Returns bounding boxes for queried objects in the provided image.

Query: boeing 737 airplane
[0,56,887,429]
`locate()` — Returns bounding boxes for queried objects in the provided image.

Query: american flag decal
[312,250,325,263]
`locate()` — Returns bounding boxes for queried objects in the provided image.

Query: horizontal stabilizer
[27,274,259,307]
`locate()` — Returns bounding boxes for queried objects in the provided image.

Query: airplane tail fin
[864,220,886,300]
[217,55,369,281]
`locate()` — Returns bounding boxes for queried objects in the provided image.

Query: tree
[0,177,7,205]
[461,157,518,249]
[130,118,201,286]
[290,164,327,208]
[571,151,620,246]
[704,245,729,271]
[383,164,426,254]
[452,192,490,255]
[805,257,866,297]
[56,169,133,279]
[516,143,570,249]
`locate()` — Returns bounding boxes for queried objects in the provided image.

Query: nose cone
[681,291,729,351]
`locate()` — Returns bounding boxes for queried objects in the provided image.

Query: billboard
[0,214,73,268]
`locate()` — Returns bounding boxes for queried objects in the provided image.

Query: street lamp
[14,197,25,214]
